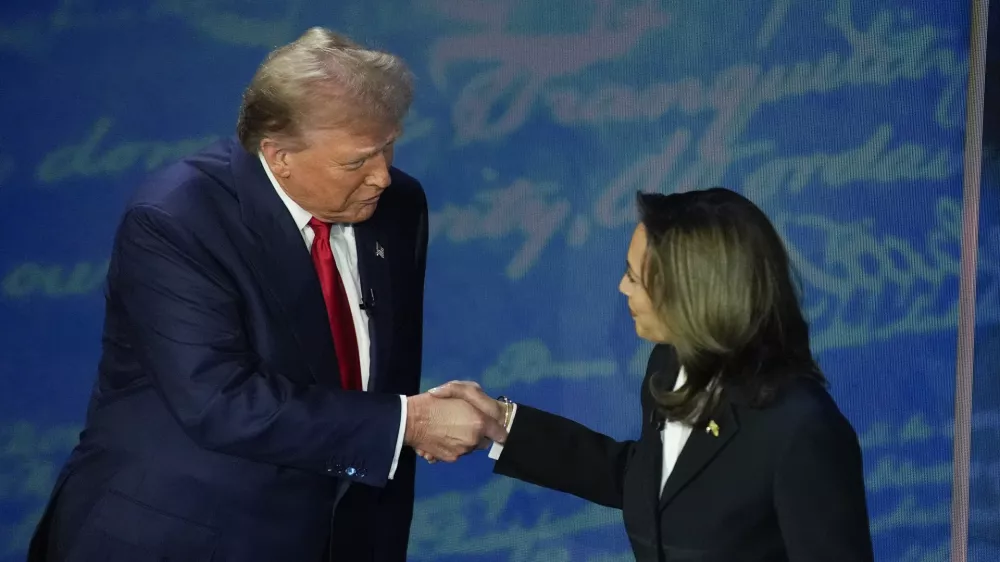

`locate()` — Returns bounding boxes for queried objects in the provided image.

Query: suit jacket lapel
[658,388,741,510]
[230,141,339,386]
[353,217,393,393]
[639,345,677,517]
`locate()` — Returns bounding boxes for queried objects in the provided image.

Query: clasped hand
[403,381,503,463]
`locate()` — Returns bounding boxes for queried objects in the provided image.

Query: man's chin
[349,202,378,223]
[322,200,379,224]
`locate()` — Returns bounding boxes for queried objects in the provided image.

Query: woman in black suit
[425,188,874,562]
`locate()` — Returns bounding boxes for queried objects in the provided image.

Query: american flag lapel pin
[706,420,719,437]
[375,242,385,259]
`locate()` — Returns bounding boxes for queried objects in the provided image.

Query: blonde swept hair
[236,27,414,152]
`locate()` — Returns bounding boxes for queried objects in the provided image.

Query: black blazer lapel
[639,345,676,517]
[229,142,340,386]
[658,393,741,510]
[353,217,393,393]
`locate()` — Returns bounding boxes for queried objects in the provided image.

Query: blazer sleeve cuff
[388,395,407,479]
[488,403,518,460]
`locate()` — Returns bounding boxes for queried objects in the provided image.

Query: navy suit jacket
[28,138,428,562]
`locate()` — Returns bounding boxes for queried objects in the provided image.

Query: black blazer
[494,344,874,562]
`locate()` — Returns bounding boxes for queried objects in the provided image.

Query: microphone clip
[359,288,376,311]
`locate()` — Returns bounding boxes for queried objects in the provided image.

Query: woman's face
[619,224,672,343]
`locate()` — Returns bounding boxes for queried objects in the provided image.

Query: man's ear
[260,139,292,178]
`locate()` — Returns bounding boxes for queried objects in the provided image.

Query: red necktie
[308,218,363,391]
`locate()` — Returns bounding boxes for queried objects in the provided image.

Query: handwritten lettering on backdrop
[419,2,994,559]
[1,0,997,560]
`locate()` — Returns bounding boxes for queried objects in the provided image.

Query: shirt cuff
[388,395,407,480]
[487,403,517,460]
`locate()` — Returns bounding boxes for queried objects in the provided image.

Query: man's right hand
[404,391,507,462]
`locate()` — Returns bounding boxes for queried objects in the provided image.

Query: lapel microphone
[359,288,376,312]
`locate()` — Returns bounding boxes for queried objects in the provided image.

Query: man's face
[261,121,399,223]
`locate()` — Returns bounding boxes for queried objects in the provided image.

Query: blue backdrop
[1,1,997,560]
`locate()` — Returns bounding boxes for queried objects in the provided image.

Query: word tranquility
[428,0,965,144]
[426,1,965,279]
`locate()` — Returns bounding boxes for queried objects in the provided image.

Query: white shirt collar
[258,152,317,233]
[674,367,686,391]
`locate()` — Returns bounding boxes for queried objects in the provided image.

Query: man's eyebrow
[351,134,401,160]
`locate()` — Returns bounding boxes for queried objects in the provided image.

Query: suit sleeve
[774,408,875,562]
[493,404,636,509]
[112,204,400,486]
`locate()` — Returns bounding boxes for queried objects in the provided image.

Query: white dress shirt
[489,367,692,497]
[660,368,693,494]
[259,153,407,480]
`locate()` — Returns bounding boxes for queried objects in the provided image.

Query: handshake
[403,381,507,463]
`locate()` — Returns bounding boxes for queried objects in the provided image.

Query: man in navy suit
[28,27,505,562]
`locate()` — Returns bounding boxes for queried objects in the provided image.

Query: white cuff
[388,395,407,479]
[488,403,517,460]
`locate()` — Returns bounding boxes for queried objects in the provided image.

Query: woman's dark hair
[637,188,825,424]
